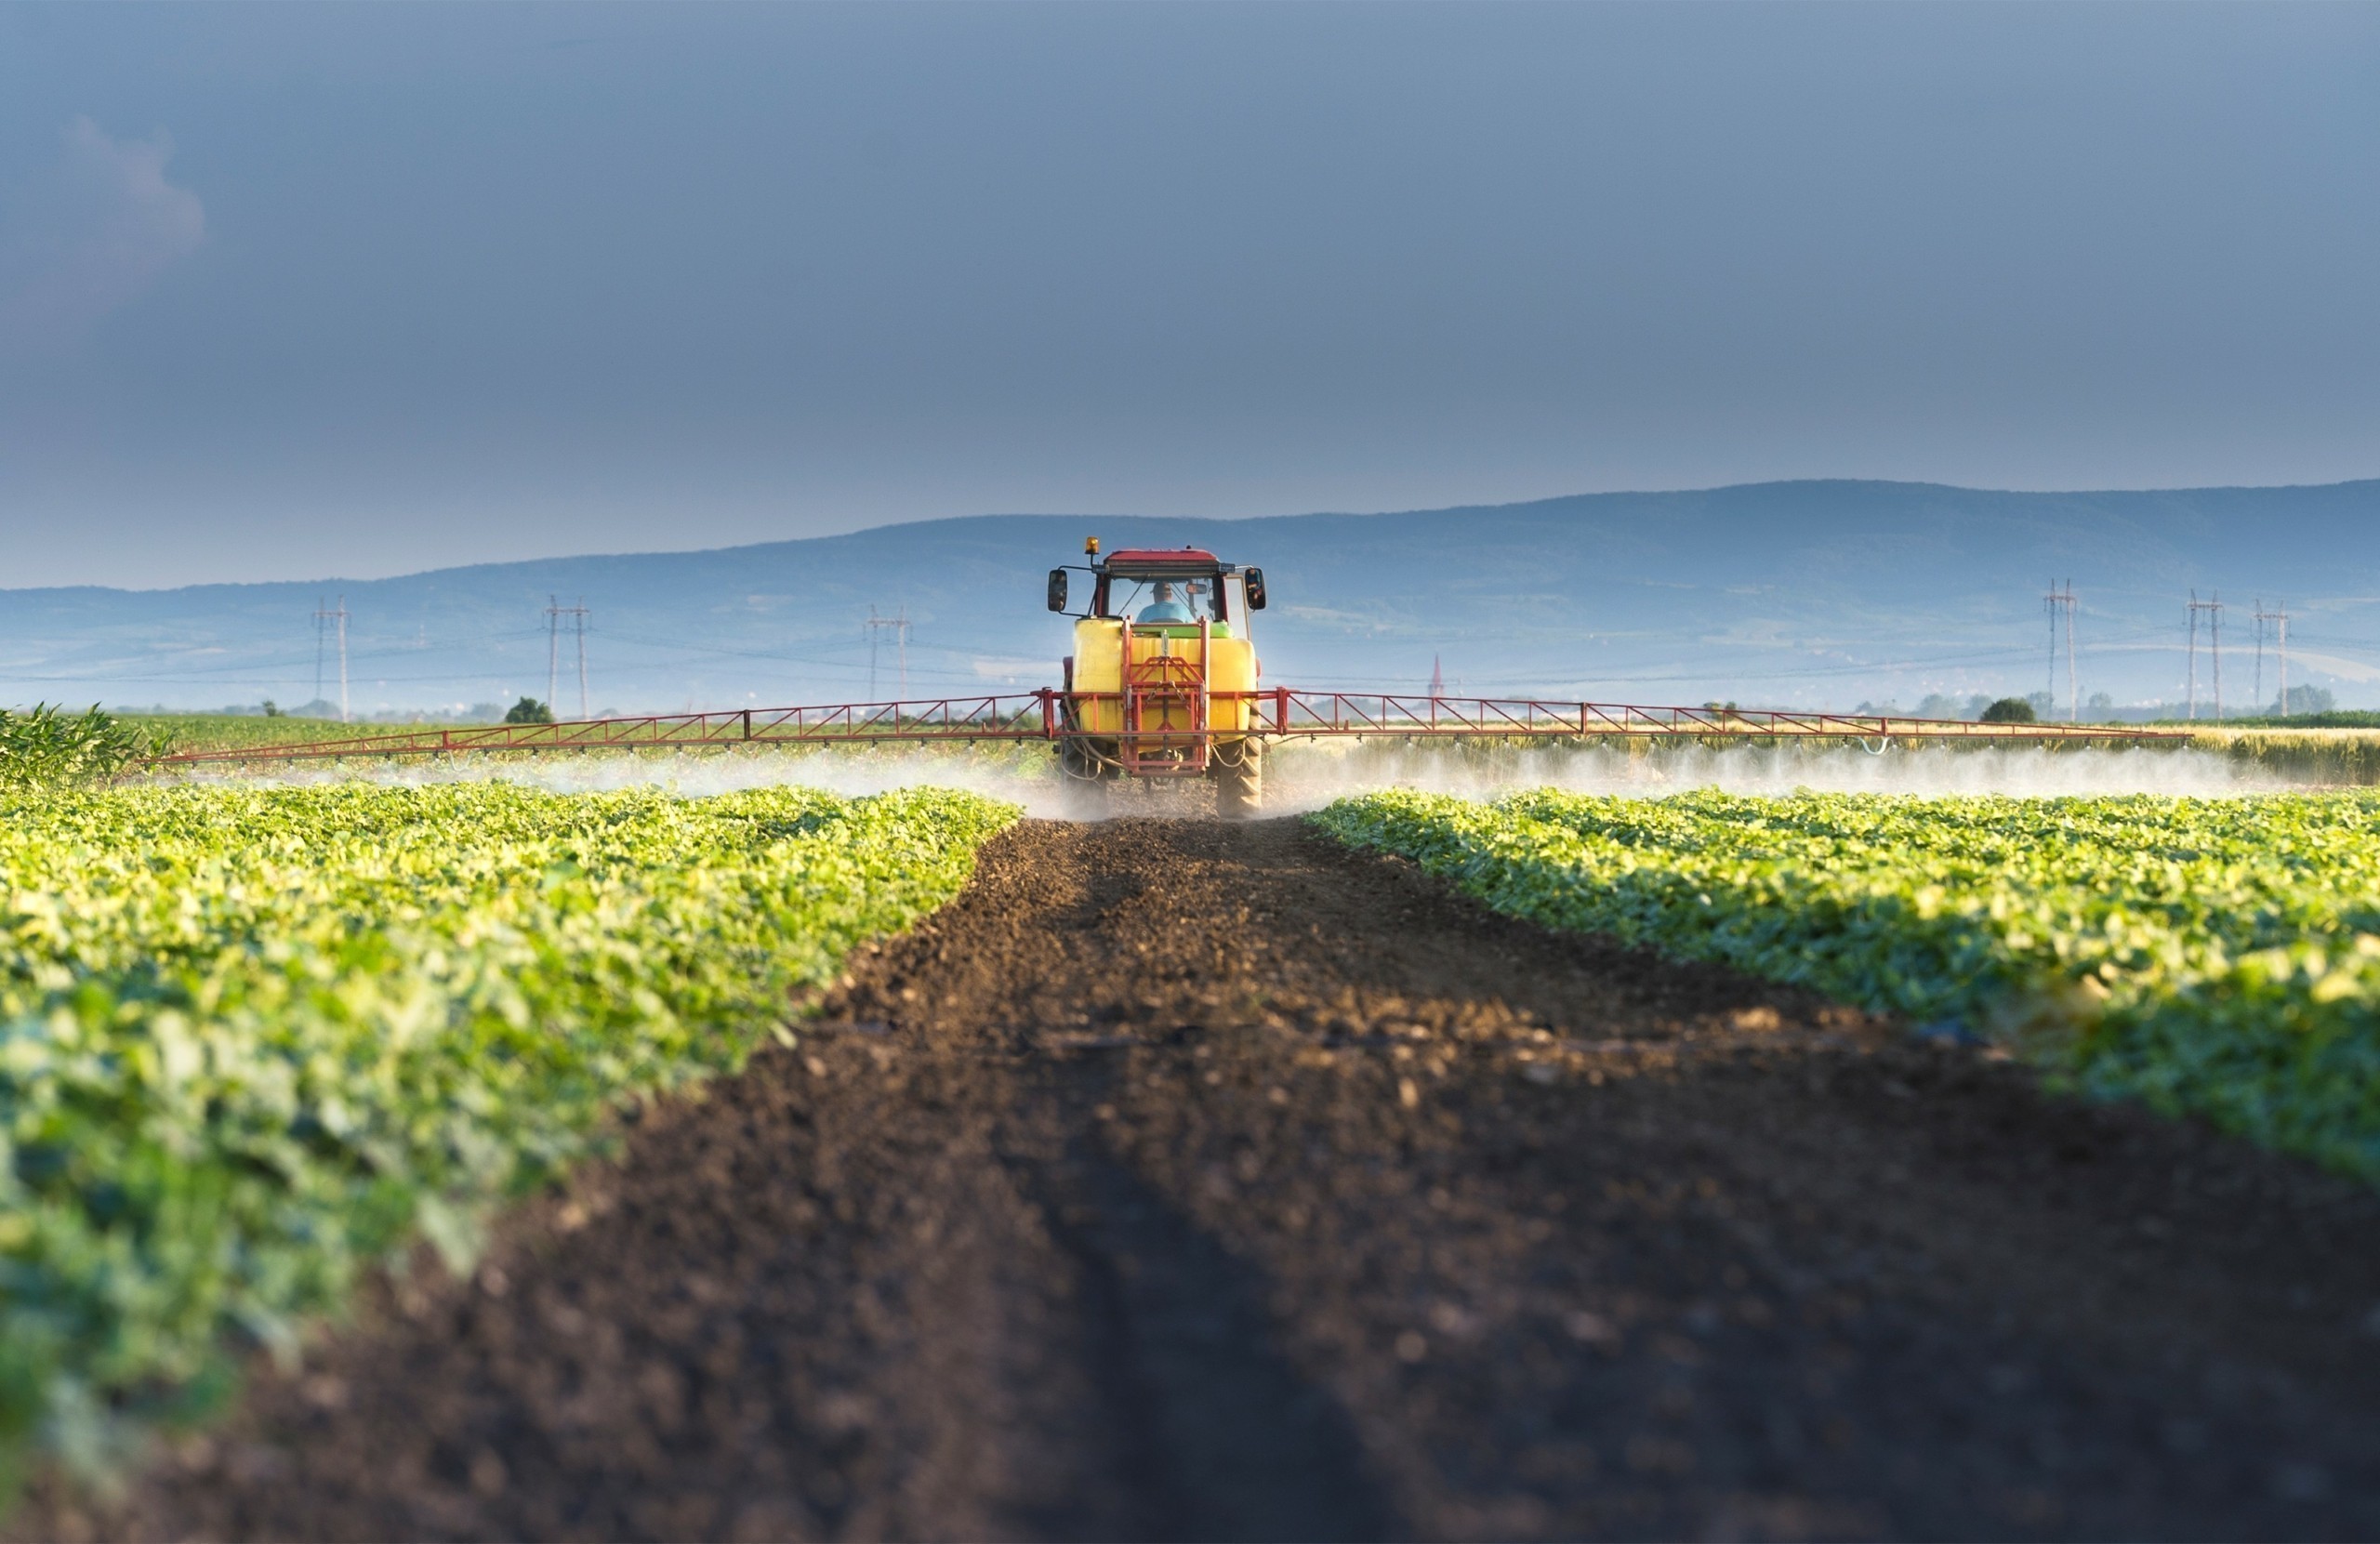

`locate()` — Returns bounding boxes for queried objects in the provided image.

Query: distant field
[2175,711,2380,730]
[2186,727,2380,785]
[1273,728,2380,790]
[121,714,463,753]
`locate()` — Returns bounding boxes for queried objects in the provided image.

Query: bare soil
[44,818,2380,1541]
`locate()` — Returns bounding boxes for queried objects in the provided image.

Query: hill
[4,480,2375,716]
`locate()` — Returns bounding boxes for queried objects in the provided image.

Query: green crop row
[1313,788,2380,1180]
[0,782,1016,1490]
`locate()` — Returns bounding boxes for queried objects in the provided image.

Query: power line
[2252,596,2264,711]
[313,595,350,721]
[545,596,589,716]
[2043,579,2077,720]
[2254,599,2291,713]
[865,606,911,701]
[2280,600,2291,714]
[64,627,552,683]
[2186,589,2224,720]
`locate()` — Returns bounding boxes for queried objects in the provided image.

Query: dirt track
[59,817,2380,1540]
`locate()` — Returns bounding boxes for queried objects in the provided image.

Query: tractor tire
[1216,738,1263,820]
[1060,775,1112,820]
[1058,737,1112,783]
[1057,740,1113,819]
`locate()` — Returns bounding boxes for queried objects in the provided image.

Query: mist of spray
[180,737,2295,815]
[1260,738,2291,812]
[193,745,1086,816]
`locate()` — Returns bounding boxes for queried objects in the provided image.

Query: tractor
[1046,538,1269,815]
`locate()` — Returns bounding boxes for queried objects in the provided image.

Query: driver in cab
[1136,581,1194,625]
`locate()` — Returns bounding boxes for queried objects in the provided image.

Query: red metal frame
[1261,693,2184,742]
[1101,548,1223,570]
[1121,653,1211,774]
[149,690,2192,767]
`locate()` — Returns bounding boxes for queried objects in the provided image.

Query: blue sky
[2,2,2375,590]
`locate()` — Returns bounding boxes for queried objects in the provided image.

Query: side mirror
[1244,567,1268,611]
[1047,568,1069,613]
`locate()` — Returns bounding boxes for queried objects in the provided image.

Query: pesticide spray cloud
[183,736,2296,816]
[197,745,1086,816]
[1259,738,2292,812]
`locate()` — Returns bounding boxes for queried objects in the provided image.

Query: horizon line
[9,473,2377,599]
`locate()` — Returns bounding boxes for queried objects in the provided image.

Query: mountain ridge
[20,476,2380,599]
[5,479,2376,714]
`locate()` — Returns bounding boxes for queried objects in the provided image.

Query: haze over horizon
[3,473,2374,597]
[8,481,2376,720]
[3,4,2376,591]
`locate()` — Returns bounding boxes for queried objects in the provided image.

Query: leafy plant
[0,706,152,790]
[1313,787,2380,1183]
[505,696,556,724]
[0,782,1016,1492]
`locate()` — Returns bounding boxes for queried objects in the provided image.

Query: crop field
[0,781,1015,1491]
[113,716,455,756]
[1313,789,2380,1180]
[10,750,2380,1540]
[2186,726,2380,785]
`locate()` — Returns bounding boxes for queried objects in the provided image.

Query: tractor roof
[1100,547,1229,575]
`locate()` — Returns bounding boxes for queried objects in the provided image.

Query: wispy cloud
[1,117,205,349]
[2284,650,2380,685]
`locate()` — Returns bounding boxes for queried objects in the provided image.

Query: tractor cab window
[1112,575,1222,627]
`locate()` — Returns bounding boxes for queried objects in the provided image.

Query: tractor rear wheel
[1057,740,1112,818]
[1216,739,1263,819]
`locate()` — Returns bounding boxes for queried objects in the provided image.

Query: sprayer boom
[148,689,2187,770]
